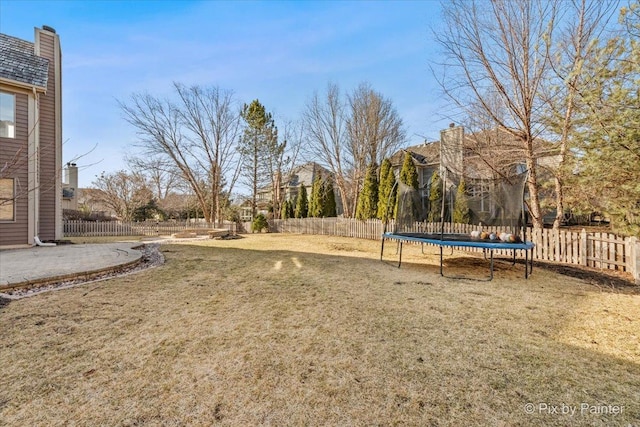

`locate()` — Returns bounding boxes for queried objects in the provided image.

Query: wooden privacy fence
[63,218,640,283]
[64,220,237,237]
[269,218,640,283]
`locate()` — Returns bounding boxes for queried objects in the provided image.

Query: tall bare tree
[435,0,559,229]
[303,83,353,216]
[303,82,405,217]
[174,84,242,225]
[119,84,242,224]
[347,82,406,214]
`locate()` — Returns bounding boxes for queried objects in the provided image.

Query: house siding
[36,31,59,241]
[0,92,29,245]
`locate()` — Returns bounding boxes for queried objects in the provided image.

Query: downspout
[27,87,40,246]
[34,235,56,247]
[31,87,54,246]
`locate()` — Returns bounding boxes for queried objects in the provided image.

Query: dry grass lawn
[1,234,639,426]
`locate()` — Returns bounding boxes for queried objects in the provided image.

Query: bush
[251,213,269,233]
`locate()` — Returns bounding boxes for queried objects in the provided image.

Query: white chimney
[65,162,78,190]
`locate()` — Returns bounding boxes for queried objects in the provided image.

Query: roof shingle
[0,33,49,89]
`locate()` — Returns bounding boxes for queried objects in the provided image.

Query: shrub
[251,213,269,233]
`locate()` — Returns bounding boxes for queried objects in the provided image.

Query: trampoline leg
[512,250,517,266]
[380,237,385,261]
[421,243,425,254]
[398,242,403,268]
[490,250,494,281]
[440,246,443,276]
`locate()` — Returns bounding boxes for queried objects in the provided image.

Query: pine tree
[356,163,379,220]
[238,99,277,219]
[294,184,308,218]
[428,170,442,223]
[323,180,337,217]
[377,158,396,220]
[452,179,470,224]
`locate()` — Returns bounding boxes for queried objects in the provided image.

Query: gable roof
[0,33,49,90]
[389,141,440,167]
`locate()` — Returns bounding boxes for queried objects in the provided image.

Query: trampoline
[380,165,535,280]
[381,232,534,280]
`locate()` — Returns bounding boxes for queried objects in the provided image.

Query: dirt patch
[535,260,639,294]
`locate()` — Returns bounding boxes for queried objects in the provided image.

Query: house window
[0,178,15,221]
[469,180,492,213]
[0,92,16,138]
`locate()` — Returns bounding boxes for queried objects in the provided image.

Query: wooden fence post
[628,236,639,285]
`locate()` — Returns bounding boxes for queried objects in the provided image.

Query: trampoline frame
[380,232,535,281]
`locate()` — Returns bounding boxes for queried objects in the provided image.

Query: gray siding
[37,31,58,241]
[0,92,29,245]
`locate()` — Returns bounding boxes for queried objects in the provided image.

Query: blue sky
[1,0,450,189]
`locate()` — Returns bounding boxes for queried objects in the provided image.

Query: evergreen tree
[308,176,325,217]
[452,180,470,224]
[567,4,640,235]
[251,213,269,233]
[356,163,379,220]
[238,99,277,219]
[294,184,308,218]
[377,158,396,220]
[399,152,419,189]
[323,180,337,217]
[287,198,295,218]
[397,152,420,221]
[428,170,442,223]
[280,199,290,219]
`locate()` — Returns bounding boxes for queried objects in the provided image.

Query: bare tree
[435,0,559,229]
[303,83,354,216]
[126,154,181,201]
[266,118,302,218]
[303,82,405,217]
[346,82,406,214]
[90,170,151,220]
[119,84,242,224]
[174,84,242,225]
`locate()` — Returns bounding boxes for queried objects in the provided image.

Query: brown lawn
[0,234,638,426]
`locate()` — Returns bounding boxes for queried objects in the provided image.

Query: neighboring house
[254,161,343,219]
[388,138,441,201]
[0,26,63,246]
[390,124,560,223]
